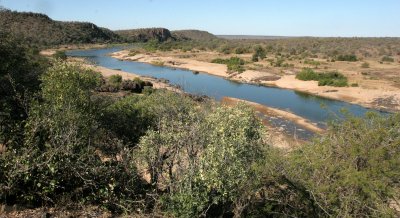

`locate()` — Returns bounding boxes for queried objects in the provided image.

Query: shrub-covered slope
[0,9,121,46]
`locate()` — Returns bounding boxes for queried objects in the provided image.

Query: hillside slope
[172,30,217,40]
[0,9,121,46]
[115,28,173,42]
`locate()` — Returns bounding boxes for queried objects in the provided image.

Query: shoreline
[111,50,400,112]
[221,97,325,134]
[67,57,313,148]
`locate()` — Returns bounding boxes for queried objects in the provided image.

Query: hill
[0,9,121,46]
[172,30,217,40]
[115,28,173,42]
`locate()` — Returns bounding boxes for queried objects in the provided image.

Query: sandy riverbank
[111,50,400,112]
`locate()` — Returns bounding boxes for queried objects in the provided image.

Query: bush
[0,32,47,148]
[212,57,245,73]
[337,54,358,62]
[381,56,394,62]
[361,62,370,68]
[137,103,266,217]
[108,74,122,88]
[296,69,348,87]
[287,113,400,217]
[52,50,67,60]
[295,68,319,81]
[0,62,143,212]
[252,46,266,62]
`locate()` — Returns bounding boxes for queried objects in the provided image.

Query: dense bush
[252,46,266,62]
[287,112,400,217]
[381,56,395,62]
[0,62,144,212]
[137,103,266,217]
[0,32,47,148]
[211,57,245,73]
[97,75,152,93]
[52,50,67,60]
[296,68,348,87]
[337,54,358,62]
[0,10,121,46]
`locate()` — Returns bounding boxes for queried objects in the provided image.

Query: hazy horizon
[1,0,400,37]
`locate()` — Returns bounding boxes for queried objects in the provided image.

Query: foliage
[361,62,370,68]
[304,59,321,67]
[211,57,245,73]
[296,68,348,87]
[96,76,152,93]
[287,112,400,217]
[0,32,47,148]
[337,54,358,62]
[52,50,67,60]
[108,74,122,88]
[252,45,266,62]
[0,10,121,46]
[0,62,143,212]
[137,101,266,217]
[381,56,395,62]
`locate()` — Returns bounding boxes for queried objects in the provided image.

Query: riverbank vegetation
[211,57,245,73]
[1,32,400,217]
[296,68,349,87]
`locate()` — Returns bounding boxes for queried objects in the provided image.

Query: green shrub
[252,46,266,62]
[52,50,67,60]
[361,62,370,68]
[296,69,348,87]
[337,54,358,62]
[381,56,394,62]
[304,59,321,67]
[0,32,47,148]
[212,57,245,73]
[287,113,400,217]
[108,74,122,88]
[295,68,319,81]
[0,62,143,212]
[137,103,266,217]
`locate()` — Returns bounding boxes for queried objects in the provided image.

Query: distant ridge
[172,30,217,41]
[115,28,173,42]
[217,35,294,40]
[0,9,121,46]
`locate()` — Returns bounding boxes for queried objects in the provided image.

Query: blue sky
[1,0,399,37]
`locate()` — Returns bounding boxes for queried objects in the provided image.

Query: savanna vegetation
[211,57,246,73]
[1,30,400,217]
[0,9,121,47]
[296,68,349,87]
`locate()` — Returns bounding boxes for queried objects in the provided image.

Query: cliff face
[0,9,121,46]
[115,28,173,42]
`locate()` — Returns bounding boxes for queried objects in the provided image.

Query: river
[67,47,377,139]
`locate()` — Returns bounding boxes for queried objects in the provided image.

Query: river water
[67,47,377,139]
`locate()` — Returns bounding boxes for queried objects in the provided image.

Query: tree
[0,31,47,148]
[1,62,142,212]
[137,102,267,217]
[252,45,266,62]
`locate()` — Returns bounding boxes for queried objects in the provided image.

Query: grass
[296,68,348,87]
